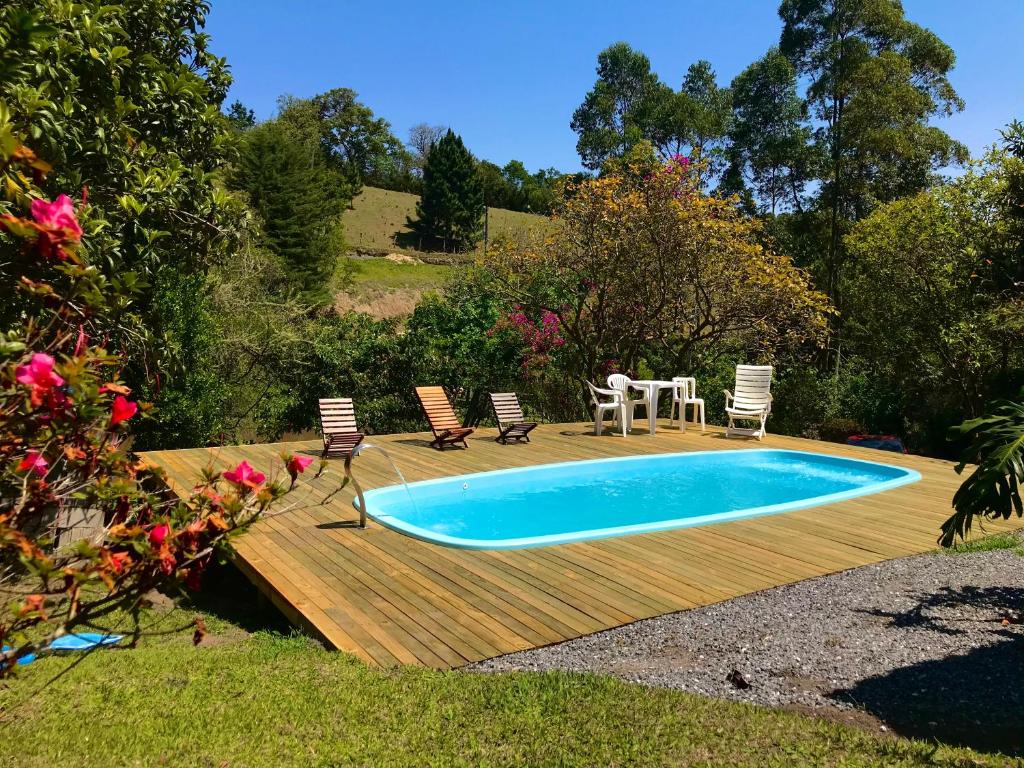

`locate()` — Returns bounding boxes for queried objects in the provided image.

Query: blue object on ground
[47,632,124,651]
[2,646,36,665]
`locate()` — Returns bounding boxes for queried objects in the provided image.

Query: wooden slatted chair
[414,386,475,450]
[318,398,365,458]
[489,392,538,444]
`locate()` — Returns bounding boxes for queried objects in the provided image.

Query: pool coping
[359,448,923,550]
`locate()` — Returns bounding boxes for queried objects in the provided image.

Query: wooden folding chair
[414,386,474,450]
[318,398,365,458]
[489,392,537,444]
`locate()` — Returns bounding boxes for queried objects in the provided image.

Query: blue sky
[207,0,1024,173]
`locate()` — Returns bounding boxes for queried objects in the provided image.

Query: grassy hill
[335,186,549,317]
[343,186,548,259]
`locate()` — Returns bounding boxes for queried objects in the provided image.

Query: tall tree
[408,130,483,252]
[231,122,347,303]
[677,61,732,177]
[570,43,663,170]
[779,0,966,307]
[724,48,817,213]
[277,88,405,197]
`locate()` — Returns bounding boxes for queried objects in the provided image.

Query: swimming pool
[359,449,920,550]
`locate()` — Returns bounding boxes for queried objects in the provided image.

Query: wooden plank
[141,420,1024,670]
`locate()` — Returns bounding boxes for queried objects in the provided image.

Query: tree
[277,89,407,197]
[676,61,732,179]
[225,100,256,131]
[779,0,967,306]
[408,130,483,252]
[486,157,833,388]
[644,61,733,183]
[724,48,817,214]
[408,122,447,174]
[0,132,315,673]
[843,149,1024,448]
[0,0,250,449]
[478,160,512,209]
[231,121,347,303]
[570,43,663,170]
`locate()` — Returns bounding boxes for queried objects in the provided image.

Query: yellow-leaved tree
[485,156,833,385]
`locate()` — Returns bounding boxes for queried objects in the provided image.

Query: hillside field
[335,186,549,317]
[343,186,548,258]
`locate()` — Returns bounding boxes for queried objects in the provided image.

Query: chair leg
[699,402,705,433]
[595,413,603,436]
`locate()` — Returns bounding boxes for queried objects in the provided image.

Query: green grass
[332,256,454,317]
[346,257,453,291]
[343,186,548,257]
[946,531,1024,556]
[0,602,1012,768]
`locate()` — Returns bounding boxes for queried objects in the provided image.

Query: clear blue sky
[207,0,1024,173]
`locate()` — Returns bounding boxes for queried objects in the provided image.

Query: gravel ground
[469,532,1024,754]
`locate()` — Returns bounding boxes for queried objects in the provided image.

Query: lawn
[0,591,1013,768]
[345,257,453,291]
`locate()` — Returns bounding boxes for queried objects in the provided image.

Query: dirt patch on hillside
[334,287,427,318]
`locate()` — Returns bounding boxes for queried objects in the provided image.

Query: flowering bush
[0,132,310,674]
[486,156,833,387]
[491,307,566,373]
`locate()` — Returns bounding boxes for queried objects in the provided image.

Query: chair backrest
[415,386,461,431]
[606,373,631,392]
[318,398,358,436]
[732,365,773,410]
[671,376,696,399]
[489,392,525,425]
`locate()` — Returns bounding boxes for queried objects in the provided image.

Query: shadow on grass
[182,562,293,636]
[834,586,1024,756]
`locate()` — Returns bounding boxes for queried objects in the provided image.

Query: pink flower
[28,194,83,260]
[148,523,170,547]
[16,352,64,392]
[31,194,82,241]
[17,451,48,476]
[223,460,266,490]
[287,454,314,476]
[109,395,138,426]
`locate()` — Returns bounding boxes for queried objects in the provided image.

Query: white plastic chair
[586,382,627,436]
[724,365,773,439]
[606,373,650,432]
[669,377,705,432]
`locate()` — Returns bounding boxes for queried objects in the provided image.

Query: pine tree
[408,130,483,252]
[232,122,348,303]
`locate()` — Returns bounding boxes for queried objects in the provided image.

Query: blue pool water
[360,449,920,550]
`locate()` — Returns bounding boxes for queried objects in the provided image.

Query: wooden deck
[142,422,1021,669]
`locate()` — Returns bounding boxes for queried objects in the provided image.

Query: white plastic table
[628,379,680,435]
